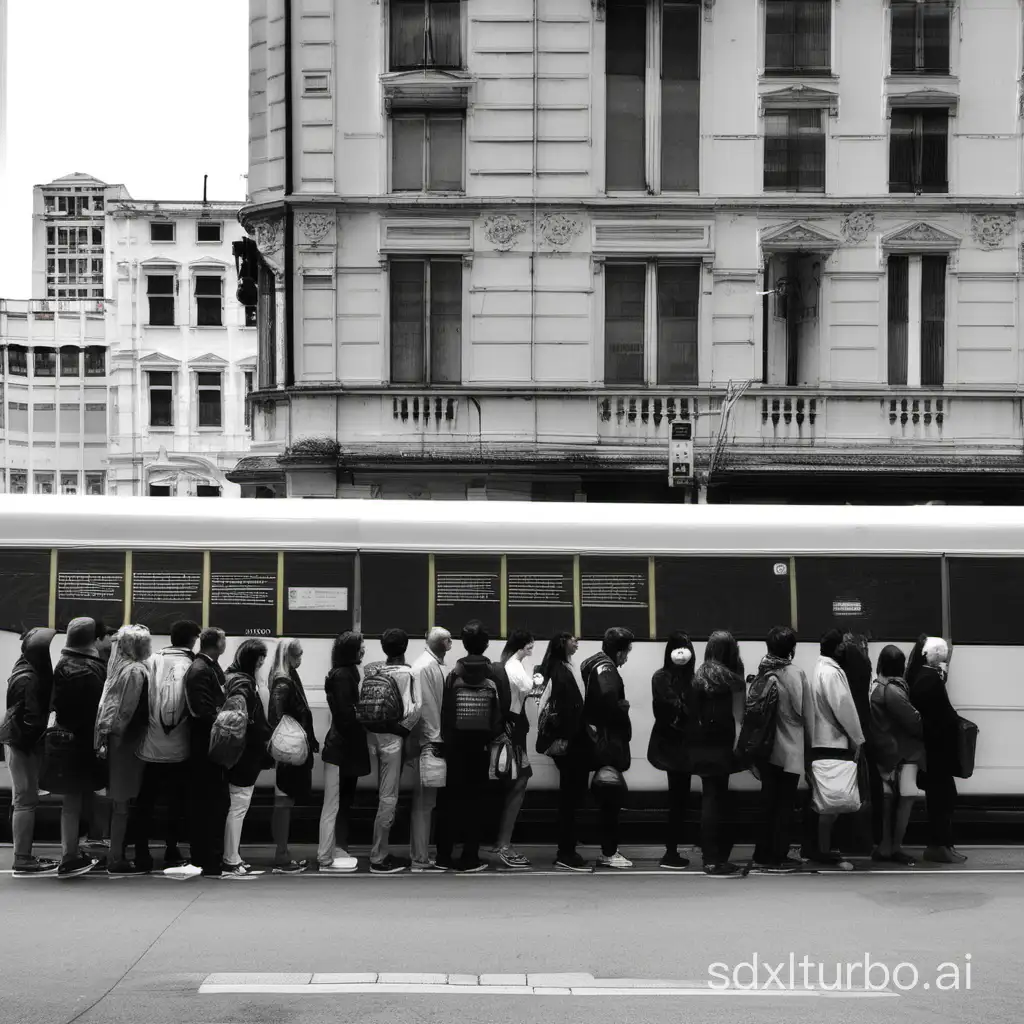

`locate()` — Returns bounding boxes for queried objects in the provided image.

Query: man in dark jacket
[184,627,229,877]
[841,632,882,853]
[436,620,510,874]
[581,627,635,870]
[3,628,58,875]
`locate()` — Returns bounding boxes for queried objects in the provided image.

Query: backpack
[735,667,781,770]
[451,667,502,737]
[355,662,404,734]
[208,693,248,769]
[151,651,189,736]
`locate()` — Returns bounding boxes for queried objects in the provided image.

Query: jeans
[554,755,590,859]
[436,744,490,865]
[368,733,404,864]
[924,772,957,848]
[223,783,255,867]
[753,763,800,864]
[61,790,96,860]
[666,771,691,854]
[134,761,189,859]
[5,746,40,859]
[189,760,229,873]
[410,761,439,867]
[699,774,733,865]
[318,764,359,865]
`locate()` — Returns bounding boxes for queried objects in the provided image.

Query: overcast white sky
[0,0,249,298]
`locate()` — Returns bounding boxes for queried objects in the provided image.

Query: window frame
[60,472,80,497]
[146,273,178,327]
[889,0,952,76]
[196,220,223,244]
[388,0,464,72]
[150,221,176,243]
[193,273,225,328]
[33,348,57,378]
[84,347,106,377]
[147,370,175,429]
[389,111,466,193]
[886,251,947,388]
[33,472,55,496]
[8,346,28,377]
[9,471,27,495]
[888,107,949,194]
[196,371,224,429]
[763,0,834,76]
[243,370,254,428]
[84,471,105,496]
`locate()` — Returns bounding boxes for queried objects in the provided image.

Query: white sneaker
[598,852,633,870]
[321,857,358,873]
[164,863,202,880]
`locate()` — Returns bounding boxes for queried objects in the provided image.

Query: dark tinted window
[434,555,501,640]
[506,556,575,639]
[580,556,649,640]
[131,551,203,636]
[361,552,429,639]
[949,558,1024,645]
[209,552,278,636]
[0,549,51,634]
[283,552,355,638]
[55,550,125,632]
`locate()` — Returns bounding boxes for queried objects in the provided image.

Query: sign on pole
[669,420,693,488]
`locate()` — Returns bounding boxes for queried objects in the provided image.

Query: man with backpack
[133,619,201,871]
[357,628,421,874]
[749,626,810,872]
[436,620,510,874]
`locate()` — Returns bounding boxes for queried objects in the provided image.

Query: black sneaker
[434,856,455,871]
[369,855,409,875]
[163,848,188,869]
[554,852,589,872]
[659,851,690,871]
[201,866,224,878]
[58,854,97,879]
[456,858,488,874]
[703,862,743,878]
[12,856,58,877]
[107,860,149,878]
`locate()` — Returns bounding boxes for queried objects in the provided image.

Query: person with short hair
[581,627,635,870]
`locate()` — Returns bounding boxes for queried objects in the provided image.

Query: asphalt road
[1,844,1020,1024]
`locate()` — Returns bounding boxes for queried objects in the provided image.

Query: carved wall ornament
[254,218,283,257]
[539,213,583,249]
[893,223,953,244]
[841,211,875,244]
[482,214,527,251]
[297,210,334,247]
[971,214,1014,250]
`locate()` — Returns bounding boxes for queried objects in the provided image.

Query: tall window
[85,472,105,496]
[606,0,701,193]
[389,259,462,384]
[244,303,257,327]
[92,228,103,246]
[33,348,57,377]
[84,347,106,377]
[891,1,950,74]
[194,275,224,326]
[8,346,28,377]
[147,274,176,325]
[764,109,825,192]
[765,0,831,74]
[243,371,254,428]
[889,109,948,193]
[604,263,700,385]
[888,253,946,387]
[10,471,27,495]
[392,113,464,192]
[390,0,461,70]
[197,372,223,428]
[148,371,174,427]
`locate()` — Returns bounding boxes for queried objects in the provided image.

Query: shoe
[754,860,800,873]
[12,856,58,876]
[777,856,804,870]
[134,856,155,873]
[889,851,916,866]
[923,845,956,864]
[810,850,841,866]
[597,852,633,870]
[272,860,307,875]
[871,850,891,863]
[947,847,968,864]
[89,857,109,874]
[107,860,149,878]
[411,860,448,873]
[369,855,409,874]
[703,862,743,877]
[82,839,110,853]
[58,854,97,879]
[456,859,488,874]
[659,851,690,871]
[554,852,590,872]
[321,857,359,874]
[164,863,203,880]
[201,867,223,878]
[163,848,188,869]
[498,847,531,870]
[220,863,262,879]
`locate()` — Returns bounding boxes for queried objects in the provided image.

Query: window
[34,473,54,496]
[194,275,224,327]
[244,371,254,427]
[765,0,831,74]
[244,303,257,327]
[33,348,56,377]
[45,196,55,212]
[147,274,176,325]
[60,403,80,433]
[887,253,946,387]
[149,485,171,497]
[196,485,222,498]
[91,259,102,275]
[891,1,950,74]
[93,195,104,212]
[197,372,223,428]
[10,471,27,495]
[8,346,27,376]
[47,228,55,246]
[764,109,825,191]
[148,371,174,427]
[60,472,79,496]
[92,228,102,246]
[889,109,948,193]
[390,0,461,70]
[606,0,701,193]
[84,403,106,435]
[150,221,175,242]
[196,221,222,243]
[85,472,105,496]
[84,347,106,376]
[604,262,700,385]
[303,72,330,95]
[391,113,464,191]
[389,259,462,384]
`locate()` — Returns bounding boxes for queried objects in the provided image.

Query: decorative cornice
[841,211,875,244]
[481,213,528,251]
[760,220,843,252]
[539,213,584,249]
[970,214,1014,251]
[297,210,334,248]
[252,216,285,276]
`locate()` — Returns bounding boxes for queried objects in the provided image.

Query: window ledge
[381,69,474,111]
[190,326,228,331]
[760,71,837,83]
[197,426,225,433]
[887,83,959,112]
[148,426,174,433]
[145,324,180,330]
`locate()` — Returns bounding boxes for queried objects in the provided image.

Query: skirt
[106,734,145,803]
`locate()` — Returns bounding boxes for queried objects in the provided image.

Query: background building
[232,0,1024,503]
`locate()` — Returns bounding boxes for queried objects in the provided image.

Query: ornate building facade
[231,0,1024,503]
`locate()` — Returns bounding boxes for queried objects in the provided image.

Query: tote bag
[810,758,862,815]
[268,714,309,766]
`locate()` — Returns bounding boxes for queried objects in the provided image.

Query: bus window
[209,552,278,637]
[360,552,429,639]
[949,557,1024,645]
[506,556,575,640]
[655,557,792,641]
[56,550,127,632]
[131,551,203,636]
[434,555,501,640]
[283,552,355,638]
[795,556,941,642]
[580,556,650,641]
[0,549,51,634]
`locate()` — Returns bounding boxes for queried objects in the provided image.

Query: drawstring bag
[420,743,447,788]
[268,714,309,766]
[489,734,518,783]
[810,758,861,815]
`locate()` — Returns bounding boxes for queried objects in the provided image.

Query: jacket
[136,647,193,763]
[869,675,924,773]
[4,628,56,752]
[760,656,811,776]
[647,664,690,774]
[410,648,446,749]
[224,669,273,787]
[53,647,108,751]
[807,656,865,753]
[842,643,874,743]
[441,655,511,747]
[322,664,371,776]
[184,653,226,765]
[94,630,151,750]
[580,652,632,768]
[540,660,586,758]
[909,665,960,777]
[685,660,743,777]
[269,670,319,799]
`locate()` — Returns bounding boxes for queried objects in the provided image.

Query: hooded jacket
[184,652,227,766]
[685,659,744,777]
[321,633,371,776]
[137,647,194,763]
[4,628,56,752]
[441,655,511,747]
[224,666,273,788]
[53,645,108,751]
[581,651,632,769]
[647,642,694,774]
[758,654,811,776]
[94,628,151,750]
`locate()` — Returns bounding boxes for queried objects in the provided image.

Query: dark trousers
[435,744,490,865]
[134,761,189,859]
[188,759,229,873]
[666,771,691,853]
[753,764,800,864]
[924,772,957,848]
[868,758,885,846]
[554,755,590,859]
[699,774,732,865]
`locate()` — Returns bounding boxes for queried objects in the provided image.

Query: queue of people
[1,615,969,878]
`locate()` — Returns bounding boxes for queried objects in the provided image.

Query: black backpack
[736,667,781,769]
[355,663,404,734]
[450,665,503,738]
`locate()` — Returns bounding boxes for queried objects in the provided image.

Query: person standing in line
[647,631,695,871]
[318,631,370,873]
[751,627,810,872]
[80,623,117,861]
[688,631,746,878]
[222,639,272,879]
[407,627,453,873]
[268,638,319,873]
[3,627,59,875]
[581,627,635,871]
[869,644,923,866]
[184,627,230,878]
[840,632,883,853]
[365,628,421,875]
[907,636,965,864]
[52,617,109,878]
[134,620,200,870]
[804,629,865,870]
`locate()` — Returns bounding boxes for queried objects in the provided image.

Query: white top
[505,658,534,715]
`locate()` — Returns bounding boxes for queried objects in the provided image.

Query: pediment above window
[188,257,229,270]
[881,221,961,252]
[887,86,958,114]
[759,83,839,118]
[760,221,842,253]
[140,256,181,271]
[138,350,180,368]
[381,69,473,111]
[188,352,230,369]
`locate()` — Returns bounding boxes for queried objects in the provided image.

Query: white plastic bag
[419,744,447,788]
[268,714,309,766]
[810,758,861,815]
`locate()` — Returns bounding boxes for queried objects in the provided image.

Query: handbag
[488,734,518,783]
[586,721,631,773]
[39,712,82,795]
[536,680,569,757]
[953,716,979,779]
[420,743,447,788]
[268,714,309,766]
[810,758,862,815]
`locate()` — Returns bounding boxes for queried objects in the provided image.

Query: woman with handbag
[268,638,319,874]
[647,632,695,871]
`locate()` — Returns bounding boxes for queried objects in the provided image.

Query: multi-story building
[231,0,1024,504]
